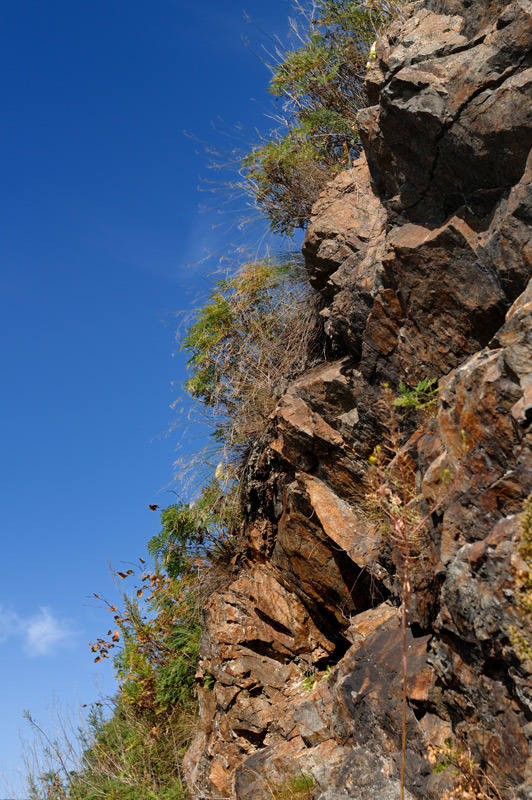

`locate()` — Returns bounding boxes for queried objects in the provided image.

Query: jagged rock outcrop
[184,0,532,797]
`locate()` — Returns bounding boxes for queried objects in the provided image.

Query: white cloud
[0,604,76,657]
[0,606,19,643]
[24,607,74,657]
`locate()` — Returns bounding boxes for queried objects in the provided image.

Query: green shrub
[147,478,239,579]
[516,494,532,612]
[162,257,321,587]
[241,0,405,234]
[155,623,202,709]
[180,256,322,462]
[203,672,216,691]
[393,377,439,414]
[24,564,200,800]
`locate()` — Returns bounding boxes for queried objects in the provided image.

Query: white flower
[366,41,377,69]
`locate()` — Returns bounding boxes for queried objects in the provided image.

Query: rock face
[184,0,532,797]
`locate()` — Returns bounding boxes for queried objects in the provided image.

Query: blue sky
[0,0,296,793]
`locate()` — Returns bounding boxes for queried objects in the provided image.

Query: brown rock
[184,0,532,797]
[360,0,532,224]
[303,154,386,295]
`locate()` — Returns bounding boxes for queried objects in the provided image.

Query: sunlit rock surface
[184,0,532,796]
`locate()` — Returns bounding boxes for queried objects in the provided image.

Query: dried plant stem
[400,575,408,800]
[367,385,464,800]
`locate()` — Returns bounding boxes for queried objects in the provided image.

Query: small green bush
[393,377,439,414]
[148,478,240,579]
[203,672,216,691]
[241,0,405,234]
[180,256,322,462]
[24,564,200,800]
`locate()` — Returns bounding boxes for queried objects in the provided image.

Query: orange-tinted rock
[303,154,386,296]
[184,0,532,796]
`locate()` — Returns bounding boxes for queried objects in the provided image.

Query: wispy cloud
[0,605,76,657]
[0,607,19,643]
[25,607,74,657]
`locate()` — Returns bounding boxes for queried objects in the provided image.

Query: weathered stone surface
[360,216,508,383]
[303,161,388,360]
[360,0,532,224]
[184,0,532,796]
[270,359,383,488]
[303,154,387,302]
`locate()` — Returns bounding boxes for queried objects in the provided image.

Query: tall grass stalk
[367,386,464,800]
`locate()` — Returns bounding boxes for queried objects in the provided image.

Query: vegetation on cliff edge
[22,1,405,798]
[240,0,402,235]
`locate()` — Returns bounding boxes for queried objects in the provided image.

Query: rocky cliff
[184,0,532,797]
